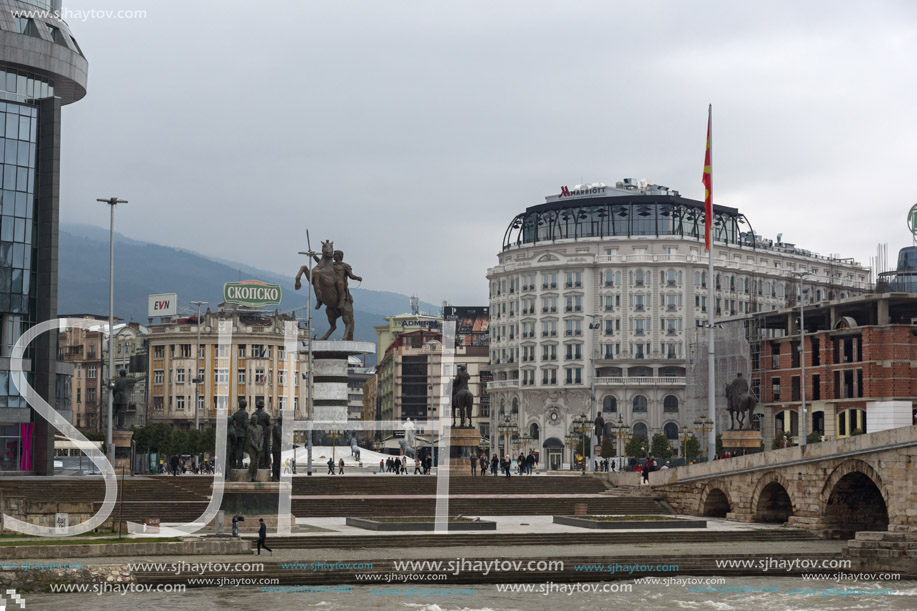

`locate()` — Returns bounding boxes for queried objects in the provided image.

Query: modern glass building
[0,0,87,473]
[877,247,917,294]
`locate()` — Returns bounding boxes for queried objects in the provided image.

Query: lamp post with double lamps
[572,413,590,474]
[190,300,207,430]
[97,196,127,468]
[694,416,713,461]
[791,271,811,446]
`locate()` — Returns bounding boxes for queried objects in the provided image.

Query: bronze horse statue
[452,388,473,428]
[294,240,355,341]
[725,381,758,430]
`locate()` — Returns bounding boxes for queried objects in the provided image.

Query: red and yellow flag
[702,105,712,250]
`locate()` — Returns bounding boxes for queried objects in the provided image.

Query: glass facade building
[0,0,88,472]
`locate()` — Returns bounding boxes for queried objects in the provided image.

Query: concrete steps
[266,529,819,549]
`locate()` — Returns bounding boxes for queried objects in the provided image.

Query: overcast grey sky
[59,0,917,305]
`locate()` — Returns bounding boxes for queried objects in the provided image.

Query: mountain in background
[58,223,442,365]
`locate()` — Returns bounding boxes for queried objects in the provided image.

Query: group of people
[162,455,213,476]
[467,451,539,477]
[326,457,346,475]
[378,455,433,474]
[593,459,617,472]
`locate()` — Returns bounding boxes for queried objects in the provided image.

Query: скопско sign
[223,280,282,306]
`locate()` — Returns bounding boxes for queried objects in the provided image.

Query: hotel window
[565,319,582,336]
[603,270,615,287]
[603,295,614,312]
[564,271,582,288]
[565,343,582,360]
[565,367,582,385]
[542,320,557,337]
[565,295,582,312]
[542,272,557,289]
[88,365,97,379]
[542,296,557,313]
[542,368,557,385]
[542,344,557,361]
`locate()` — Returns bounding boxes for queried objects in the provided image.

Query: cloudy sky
[59,0,917,305]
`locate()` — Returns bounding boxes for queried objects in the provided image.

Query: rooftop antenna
[410,295,420,315]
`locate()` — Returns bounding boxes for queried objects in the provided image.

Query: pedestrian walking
[256,518,272,556]
[327,458,335,475]
[338,457,344,475]
[379,459,385,473]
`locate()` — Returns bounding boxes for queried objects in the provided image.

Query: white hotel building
[486,179,871,469]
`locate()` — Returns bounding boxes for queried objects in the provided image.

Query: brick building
[748,293,917,445]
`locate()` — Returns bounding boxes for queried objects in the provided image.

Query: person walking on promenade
[491,454,499,476]
[480,455,487,476]
[170,454,179,476]
[470,452,477,476]
[379,459,384,473]
[414,458,422,475]
[327,458,335,475]
[338,457,345,475]
[256,518,273,556]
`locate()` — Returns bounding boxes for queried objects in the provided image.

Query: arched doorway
[824,472,889,538]
[755,482,793,523]
[703,489,731,518]
[543,437,563,471]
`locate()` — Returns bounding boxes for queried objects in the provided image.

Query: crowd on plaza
[378,455,434,475]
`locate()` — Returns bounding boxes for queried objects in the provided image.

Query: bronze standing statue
[452,365,474,428]
[294,241,361,341]
[229,399,250,471]
[245,414,263,482]
[725,372,758,430]
[110,370,146,430]
[271,415,282,482]
[255,399,271,469]
[594,413,605,444]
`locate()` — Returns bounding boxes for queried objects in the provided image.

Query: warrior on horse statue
[725,372,758,430]
[452,365,474,428]
[294,240,362,341]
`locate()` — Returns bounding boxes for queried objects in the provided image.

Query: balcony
[487,379,520,390]
[595,376,686,386]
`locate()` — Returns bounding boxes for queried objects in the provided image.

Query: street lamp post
[587,315,601,473]
[191,300,207,431]
[97,197,127,468]
[572,413,590,474]
[680,427,693,462]
[792,271,810,447]
[694,416,713,461]
[564,433,579,470]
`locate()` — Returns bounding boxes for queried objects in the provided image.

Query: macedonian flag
[702,105,712,250]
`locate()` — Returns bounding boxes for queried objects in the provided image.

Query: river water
[24,577,916,610]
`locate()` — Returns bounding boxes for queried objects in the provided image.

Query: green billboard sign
[223,280,282,307]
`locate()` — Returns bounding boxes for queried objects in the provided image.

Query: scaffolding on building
[685,319,756,437]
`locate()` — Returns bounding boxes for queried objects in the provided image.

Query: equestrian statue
[295,239,361,341]
[725,372,758,430]
[452,365,474,428]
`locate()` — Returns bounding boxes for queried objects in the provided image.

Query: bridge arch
[750,472,796,523]
[698,481,733,518]
[820,459,889,537]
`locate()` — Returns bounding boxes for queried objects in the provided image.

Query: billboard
[223,280,282,307]
[148,293,178,317]
[444,306,489,347]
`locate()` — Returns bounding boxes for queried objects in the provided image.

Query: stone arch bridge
[652,425,917,538]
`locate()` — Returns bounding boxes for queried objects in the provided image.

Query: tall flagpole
[705,105,716,461]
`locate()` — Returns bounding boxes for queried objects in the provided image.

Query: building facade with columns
[486,179,872,469]
[146,306,309,429]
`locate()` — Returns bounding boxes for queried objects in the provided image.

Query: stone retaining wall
[0,538,250,561]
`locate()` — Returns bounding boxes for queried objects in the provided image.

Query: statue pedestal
[721,429,763,453]
[230,469,249,482]
[444,428,481,475]
[302,340,374,424]
[112,431,133,473]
